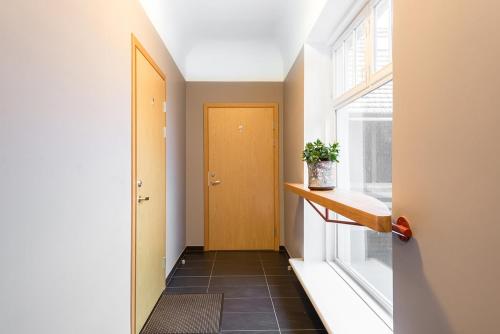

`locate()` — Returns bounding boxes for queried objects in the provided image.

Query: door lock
[138,196,150,203]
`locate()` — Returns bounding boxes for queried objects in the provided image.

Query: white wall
[0,1,186,333]
[140,0,329,81]
[277,0,328,75]
[283,50,306,258]
[185,40,283,81]
[393,0,500,333]
[165,47,187,273]
[302,43,332,261]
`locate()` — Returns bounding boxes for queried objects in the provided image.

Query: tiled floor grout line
[165,267,178,287]
[168,285,211,288]
[260,253,282,334]
[224,311,276,314]
[171,274,292,278]
[206,251,217,293]
[166,251,325,333]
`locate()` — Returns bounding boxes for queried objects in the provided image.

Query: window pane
[344,33,355,91]
[334,46,344,97]
[355,22,367,84]
[335,81,393,307]
[374,0,392,71]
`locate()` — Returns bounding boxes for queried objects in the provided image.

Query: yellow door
[205,105,279,250]
[134,46,166,333]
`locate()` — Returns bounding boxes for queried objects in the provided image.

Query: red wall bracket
[305,199,413,242]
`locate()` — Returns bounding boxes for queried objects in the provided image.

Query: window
[355,22,367,85]
[374,0,392,71]
[328,0,393,326]
[331,81,393,312]
[332,0,393,100]
[333,17,369,98]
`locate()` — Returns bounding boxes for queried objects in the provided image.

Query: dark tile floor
[166,249,326,334]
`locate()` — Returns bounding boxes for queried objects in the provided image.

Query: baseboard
[185,246,204,252]
[280,245,291,258]
[166,246,187,283]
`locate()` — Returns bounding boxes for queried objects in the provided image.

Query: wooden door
[204,104,279,250]
[132,38,166,334]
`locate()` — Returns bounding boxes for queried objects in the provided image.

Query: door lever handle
[210,180,222,186]
[138,196,150,203]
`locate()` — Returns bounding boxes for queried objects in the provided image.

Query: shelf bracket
[305,199,413,242]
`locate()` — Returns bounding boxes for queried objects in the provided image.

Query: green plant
[302,139,339,164]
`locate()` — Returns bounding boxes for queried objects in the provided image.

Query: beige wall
[0,1,185,333]
[393,0,500,333]
[185,82,284,246]
[283,50,305,258]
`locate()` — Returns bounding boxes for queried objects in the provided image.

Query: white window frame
[327,0,394,329]
[332,0,393,109]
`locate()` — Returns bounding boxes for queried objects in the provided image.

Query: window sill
[289,258,393,334]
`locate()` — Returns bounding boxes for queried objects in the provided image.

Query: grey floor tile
[281,330,327,333]
[214,264,264,276]
[222,331,279,334]
[182,252,216,261]
[221,312,279,331]
[259,252,289,260]
[268,283,307,298]
[210,286,270,298]
[266,275,299,285]
[210,275,267,287]
[167,276,210,287]
[272,298,316,314]
[276,310,325,331]
[217,253,262,263]
[173,267,212,277]
[264,266,293,275]
[224,298,275,313]
[177,261,214,269]
[162,250,324,334]
[262,259,291,267]
[274,296,324,331]
[165,287,208,294]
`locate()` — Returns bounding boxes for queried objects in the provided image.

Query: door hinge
[163,101,167,113]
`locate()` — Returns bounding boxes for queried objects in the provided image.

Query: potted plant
[302,139,339,190]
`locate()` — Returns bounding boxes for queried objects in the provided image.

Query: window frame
[327,0,394,328]
[332,0,393,109]
[326,224,394,327]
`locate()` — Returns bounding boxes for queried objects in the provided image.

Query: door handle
[210,180,222,186]
[138,196,150,203]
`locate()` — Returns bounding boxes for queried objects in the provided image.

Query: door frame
[203,103,280,251]
[131,34,166,334]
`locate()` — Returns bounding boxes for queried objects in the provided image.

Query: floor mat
[141,293,223,334]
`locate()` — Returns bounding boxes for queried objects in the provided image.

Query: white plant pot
[307,161,335,190]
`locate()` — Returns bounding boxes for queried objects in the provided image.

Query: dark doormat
[141,293,223,334]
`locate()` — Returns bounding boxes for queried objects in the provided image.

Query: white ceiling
[139,0,329,81]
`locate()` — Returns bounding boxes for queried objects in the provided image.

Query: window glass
[355,22,367,84]
[334,46,344,97]
[344,33,356,91]
[374,0,392,71]
[334,81,393,308]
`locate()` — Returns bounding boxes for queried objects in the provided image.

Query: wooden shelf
[285,183,392,233]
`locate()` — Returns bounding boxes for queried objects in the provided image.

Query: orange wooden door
[205,105,279,250]
[134,47,166,334]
